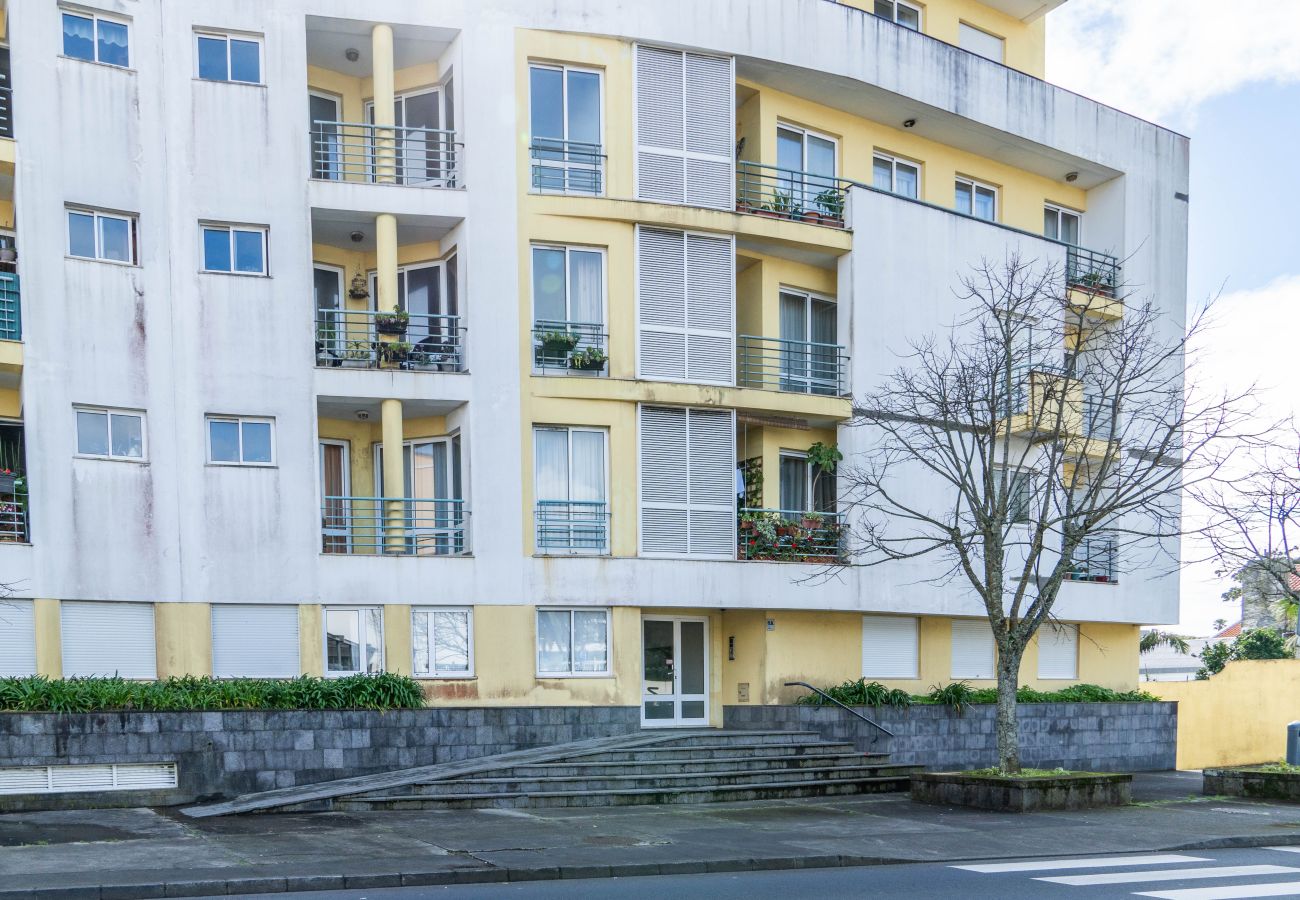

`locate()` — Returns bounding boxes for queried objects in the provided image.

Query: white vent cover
[0,763,177,795]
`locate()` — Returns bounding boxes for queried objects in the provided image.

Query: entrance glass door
[641,617,708,727]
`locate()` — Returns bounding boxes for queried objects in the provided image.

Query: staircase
[182,730,920,817]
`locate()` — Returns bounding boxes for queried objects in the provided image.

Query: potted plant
[374,310,409,336]
[535,329,580,365]
[0,468,17,495]
[378,341,412,365]
[569,347,608,373]
[815,188,845,225]
[770,190,797,220]
[341,341,372,367]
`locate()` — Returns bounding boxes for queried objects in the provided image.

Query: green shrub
[1196,627,1290,679]
[799,680,1158,714]
[0,673,425,713]
[927,681,978,714]
[796,678,912,709]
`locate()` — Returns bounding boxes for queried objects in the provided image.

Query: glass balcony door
[778,290,837,394]
[309,92,342,180]
[375,437,464,555]
[369,258,459,358]
[365,87,452,186]
[319,440,350,553]
[776,125,836,211]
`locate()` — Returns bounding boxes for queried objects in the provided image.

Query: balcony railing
[1082,398,1114,440]
[315,310,465,372]
[535,500,609,554]
[321,496,469,556]
[532,320,607,375]
[0,70,11,140]
[738,509,845,563]
[1068,532,1118,584]
[530,139,605,195]
[1066,246,1120,298]
[310,121,460,187]
[0,273,19,342]
[735,161,851,228]
[737,335,847,396]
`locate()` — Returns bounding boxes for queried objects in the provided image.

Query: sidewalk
[3,772,1300,898]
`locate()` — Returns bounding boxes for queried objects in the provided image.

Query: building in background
[0,0,1187,727]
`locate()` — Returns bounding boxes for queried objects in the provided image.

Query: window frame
[861,614,920,680]
[958,20,1006,64]
[955,176,998,222]
[410,606,475,678]
[875,0,923,31]
[205,415,276,467]
[1044,203,1083,246]
[66,206,138,265]
[200,222,268,275]
[871,152,921,199]
[61,7,131,69]
[194,30,263,85]
[776,121,839,178]
[529,61,605,195]
[533,425,611,555]
[73,405,147,462]
[997,465,1035,526]
[535,607,612,677]
[322,605,384,678]
[529,243,609,328]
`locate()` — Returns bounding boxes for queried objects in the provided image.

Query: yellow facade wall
[299,605,325,676]
[33,598,61,679]
[1149,659,1300,770]
[155,603,212,678]
[0,388,21,418]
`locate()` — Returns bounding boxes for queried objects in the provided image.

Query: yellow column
[371,24,396,183]
[384,604,412,675]
[155,603,212,677]
[33,599,62,678]
[300,605,324,676]
[375,213,398,314]
[382,398,406,551]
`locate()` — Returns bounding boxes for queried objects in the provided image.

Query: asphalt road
[216,847,1300,899]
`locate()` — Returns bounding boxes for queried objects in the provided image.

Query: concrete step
[489,752,882,778]
[559,741,861,763]
[335,774,912,811]
[574,731,827,750]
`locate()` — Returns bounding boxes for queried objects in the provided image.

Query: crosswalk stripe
[952,854,1210,874]
[1037,865,1300,886]
[1136,881,1300,900]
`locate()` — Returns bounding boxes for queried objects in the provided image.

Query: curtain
[537,610,571,673]
[534,428,569,501]
[570,430,605,502]
[780,293,808,388]
[811,298,837,392]
[568,250,603,325]
[532,248,567,322]
[364,608,383,673]
[872,157,893,191]
[780,456,807,513]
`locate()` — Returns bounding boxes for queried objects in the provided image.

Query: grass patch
[960,767,1108,779]
[1247,763,1300,774]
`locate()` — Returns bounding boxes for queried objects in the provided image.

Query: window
[324,607,383,676]
[201,224,267,275]
[955,177,997,222]
[534,426,608,553]
[532,245,606,372]
[211,605,299,678]
[196,32,261,84]
[412,607,473,677]
[951,620,995,679]
[75,406,145,461]
[778,289,838,395]
[530,63,603,193]
[61,602,156,679]
[62,9,129,68]
[67,207,137,264]
[537,608,610,676]
[862,615,919,679]
[1038,623,1079,680]
[874,0,922,31]
[207,416,274,466]
[776,124,837,210]
[1044,204,1082,246]
[872,153,919,199]
[779,452,836,514]
[998,467,1034,525]
[959,22,1005,63]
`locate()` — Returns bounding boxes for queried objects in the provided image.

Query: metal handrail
[735,160,851,228]
[535,499,610,554]
[784,681,895,746]
[532,320,608,374]
[321,495,469,557]
[530,139,605,194]
[1066,246,1121,298]
[0,273,19,342]
[310,120,460,187]
[1068,532,1119,583]
[737,334,847,396]
[315,310,465,372]
[738,508,845,562]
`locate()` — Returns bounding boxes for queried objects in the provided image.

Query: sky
[1047,0,1300,634]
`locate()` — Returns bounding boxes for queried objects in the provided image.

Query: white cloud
[1047,0,1300,125]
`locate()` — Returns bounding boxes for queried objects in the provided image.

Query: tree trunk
[995,645,1023,775]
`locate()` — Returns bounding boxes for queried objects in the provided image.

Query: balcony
[1081,398,1114,440]
[735,161,850,228]
[0,424,27,544]
[0,273,18,342]
[321,495,469,556]
[0,46,11,141]
[532,320,607,376]
[1066,246,1122,320]
[737,509,845,563]
[310,121,460,188]
[316,309,464,372]
[530,139,604,195]
[535,500,609,555]
[1068,532,1118,584]
[737,335,847,395]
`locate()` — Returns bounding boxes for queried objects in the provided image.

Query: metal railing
[0,492,27,543]
[737,335,847,396]
[738,509,845,562]
[315,310,465,372]
[532,320,607,375]
[735,161,851,228]
[530,139,605,195]
[1082,398,1114,440]
[535,500,609,554]
[1068,532,1118,584]
[0,72,11,140]
[0,273,19,342]
[321,496,469,556]
[784,681,894,748]
[310,121,460,187]
[1066,246,1121,298]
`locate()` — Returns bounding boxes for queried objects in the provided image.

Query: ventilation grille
[0,763,178,795]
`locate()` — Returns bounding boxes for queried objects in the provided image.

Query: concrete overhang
[316,394,466,422]
[305,17,456,75]
[310,206,459,251]
[979,0,1067,22]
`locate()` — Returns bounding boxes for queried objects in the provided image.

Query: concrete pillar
[371,24,396,183]
[299,605,324,676]
[375,213,398,314]
[381,398,406,551]
[33,598,61,678]
[384,604,412,675]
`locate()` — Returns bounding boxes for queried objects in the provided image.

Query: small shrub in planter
[911,769,1133,812]
[374,310,410,335]
[569,347,608,372]
[815,188,845,225]
[378,341,413,364]
[536,329,580,365]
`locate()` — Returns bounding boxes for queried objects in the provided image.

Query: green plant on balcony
[342,341,372,362]
[373,310,410,335]
[378,340,413,364]
[815,188,845,222]
[766,189,801,220]
[568,346,608,372]
[738,510,843,563]
[535,329,581,366]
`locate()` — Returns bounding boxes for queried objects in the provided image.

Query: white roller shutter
[959,23,1005,63]
[0,599,37,676]
[862,615,919,679]
[1037,623,1079,680]
[639,405,736,558]
[950,619,995,679]
[637,226,734,385]
[212,605,300,679]
[61,601,157,679]
[634,44,733,209]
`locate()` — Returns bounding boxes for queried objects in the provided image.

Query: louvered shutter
[638,226,734,385]
[637,226,687,379]
[212,605,300,678]
[1037,623,1078,680]
[639,405,735,558]
[635,45,733,209]
[0,599,36,676]
[61,601,157,679]
[950,620,995,679]
[685,233,734,383]
[862,616,919,679]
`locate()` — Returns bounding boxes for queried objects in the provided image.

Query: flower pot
[0,473,16,493]
[801,211,821,224]
[569,358,607,373]
[375,321,408,336]
[0,248,16,264]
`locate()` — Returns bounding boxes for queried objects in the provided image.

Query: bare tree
[841,253,1250,774]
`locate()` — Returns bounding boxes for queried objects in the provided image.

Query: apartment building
[0,0,1187,727]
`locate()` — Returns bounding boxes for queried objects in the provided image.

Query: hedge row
[0,674,425,713]
[798,678,1159,712]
